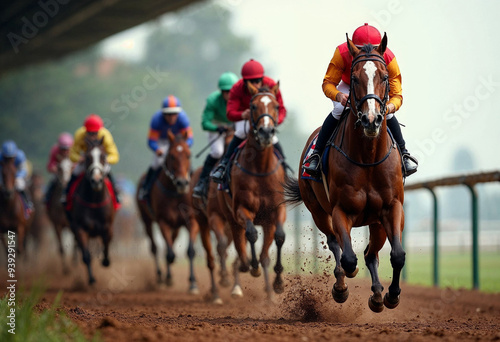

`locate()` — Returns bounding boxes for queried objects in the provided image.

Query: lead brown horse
[0,157,31,256]
[136,130,200,294]
[284,34,405,312]
[217,84,287,300]
[69,138,117,285]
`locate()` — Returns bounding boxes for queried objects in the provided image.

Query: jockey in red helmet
[210,59,290,184]
[62,114,121,208]
[303,23,417,178]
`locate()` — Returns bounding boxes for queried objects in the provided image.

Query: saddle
[65,174,120,211]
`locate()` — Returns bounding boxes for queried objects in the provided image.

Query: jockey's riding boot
[210,136,244,184]
[387,116,418,177]
[193,155,219,198]
[273,141,293,174]
[107,171,120,203]
[303,114,339,178]
[139,167,154,200]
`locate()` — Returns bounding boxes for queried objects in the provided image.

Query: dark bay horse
[0,157,32,256]
[46,157,75,274]
[136,130,200,294]
[284,34,405,312]
[191,131,234,304]
[217,83,287,300]
[69,138,117,285]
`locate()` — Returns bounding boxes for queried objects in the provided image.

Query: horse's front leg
[365,223,387,312]
[382,202,406,309]
[236,207,259,277]
[73,226,95,285]
[101,225,113,267]
[332,208,358,277]
[259,222,276,299]
[272,206,286,294]
[158,220,175,287]
[200,217,220,303]
[186,217,200,295]
[54,225,69,274]
[326,233,349,303]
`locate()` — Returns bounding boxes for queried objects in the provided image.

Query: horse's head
[0,157,16,199]
[164,130,191,194]
[57,157,72,187]
[84,137,107,192]
[347,33,390,138]
[247,82,280,148]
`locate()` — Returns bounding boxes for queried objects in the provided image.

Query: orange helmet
[241,59,264,80]
[84,114,103,132]
[352,23,381,47]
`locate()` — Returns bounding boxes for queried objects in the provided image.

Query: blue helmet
[162,95,182,114]
[2,140,18,158]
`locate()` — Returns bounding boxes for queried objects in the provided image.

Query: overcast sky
[103,0,500,182]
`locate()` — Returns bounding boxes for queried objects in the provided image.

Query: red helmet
[241,59,264,80]
[352,23,381,47]
[84,114,103,133]
[57,132,74,149]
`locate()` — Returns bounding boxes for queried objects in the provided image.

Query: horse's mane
[359,44,376,54]
[257,86,271,93]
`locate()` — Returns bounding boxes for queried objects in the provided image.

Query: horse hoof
[89,278,96,286]
[345,267,359,278]
[213,297,223,305]
[250,267,261,277]
[189,286,200,295]
[231,285,243,298]
[219,277,231,288]
[369,294,384,313]
[102,259,110,267]
[384,292,400,309]
[332,286,349,303]
[273,278,284,294]
[239,264,250,273]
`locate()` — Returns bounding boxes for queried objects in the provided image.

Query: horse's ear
[271,81,280,96]
[377,32,388,55]
[99,136,104,145]
[182,130,189,141]
[167,129,175,142]
[247,80,259,96]
[346,33,359,57]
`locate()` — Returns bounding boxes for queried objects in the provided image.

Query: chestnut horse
[284,34,405,312]
[136,130,200,294]
[191,130,234,304]
[218,84,287,300]
[0,157,31,256]
[69,138,117,285]
[46,157,75,274]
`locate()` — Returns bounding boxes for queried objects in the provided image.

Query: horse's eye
[383,74,389,82]
[352,76,359,84]
[250,104,257,111]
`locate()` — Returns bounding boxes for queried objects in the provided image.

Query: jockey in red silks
[45,132,74,204]
[210,59,289,184]
[303,23,417,178]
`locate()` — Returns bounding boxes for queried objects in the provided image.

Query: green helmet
[218,72,238,91]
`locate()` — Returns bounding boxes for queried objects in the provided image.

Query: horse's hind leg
[231,257,243,298]
[365,223,387,312]
[382,203,406,309]
[211,216,230,287]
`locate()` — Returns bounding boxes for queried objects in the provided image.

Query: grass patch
[0,284,101,342]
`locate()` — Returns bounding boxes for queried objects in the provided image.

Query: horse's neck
[240,137,276,171]
[344,116,389,164]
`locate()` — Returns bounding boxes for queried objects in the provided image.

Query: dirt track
[7,256,500,342]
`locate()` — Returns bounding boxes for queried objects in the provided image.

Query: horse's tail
[281,175,303,207]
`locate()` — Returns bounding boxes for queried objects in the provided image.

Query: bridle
[349,52,390,127]
[249,92,278,140]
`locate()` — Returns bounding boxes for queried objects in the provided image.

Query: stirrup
[193,178,208,198]
[402,153,418,177]
[303,153,321,173]
[210,165,226,184]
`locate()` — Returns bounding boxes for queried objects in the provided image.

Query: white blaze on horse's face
[363,61,378,124]
[260,96,272,127]
[90,147,104,182]
[59,158,72,185]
